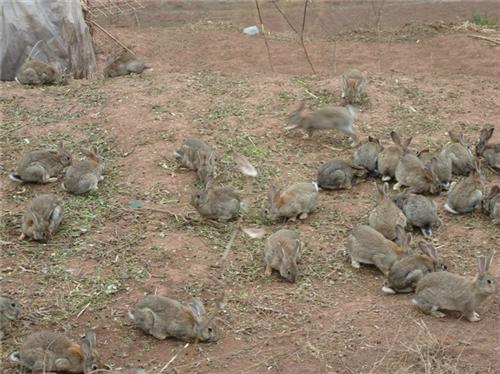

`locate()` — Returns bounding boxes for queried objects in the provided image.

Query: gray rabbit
[62,146,105,195]
[0,296,21,340]
[263,182,319,222]
[393,189,440,237]
[352,136,383,175]
[191,185,241,221]
[104,51,149,77]
[482,185,500,224]
[441,130,475,175]
[317,159,367,190]
[174,138,216,186]
[341,68,368,105]
[264,229,302,283]
[16,60,67,85]
[476,127,499,172]
[377,131,412,181]
[20,194,63,242]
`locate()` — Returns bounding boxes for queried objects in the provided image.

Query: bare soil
[1,1,499,373]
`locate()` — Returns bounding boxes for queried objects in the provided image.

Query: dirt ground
[1,1,500,373]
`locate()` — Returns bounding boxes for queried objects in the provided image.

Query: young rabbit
[352,136,383,175]
[191,185,241,221]
[129,295,218,342]
[377,131,412,181]
[417,149,452,190]
[412,251,497,321]
[444,160,484,214]
[393,189,440,237]
[382,241,446,294]
[20,194,63,242]
[103,51,149,77]
[285,102,359,145]
[0,296,21,340]
[263,229,302,283]
[482,185,500,224]
[263,182,319,222]
[174,138,216,186]
[476,127,500,172]
[368,182,407,240]
[317,159,367,190]
[9,142,72,183]
[394,153,441,194]
[16,60,67,85]
[9,328,102,373]
[341,68,367,105]
[62,146,105,195]
[347,224,410,276]
[441,130,475,175]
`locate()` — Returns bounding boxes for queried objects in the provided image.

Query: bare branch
[255,0,274,72]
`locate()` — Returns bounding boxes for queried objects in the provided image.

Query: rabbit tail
[9,174,23,183]
[9,351,21,363]
[444,203,459,214]
[420,225,432,238]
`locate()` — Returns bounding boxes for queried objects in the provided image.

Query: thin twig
[255,0,274,72]
[160,343,189,373]
[76,302,91,318]
[300,0,316,74]
[89,20,136,54]
[271,0,299,34]
[467,34,500,45]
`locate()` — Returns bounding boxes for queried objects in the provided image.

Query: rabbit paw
[467,312,480,322]
[381,175,391,182]
[393,182,402,190]
[299,212,308,220]
[47,177,58,183]
[430,309,445,318]
[351,259,360,269]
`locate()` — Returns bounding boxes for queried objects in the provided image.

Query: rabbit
[62,146,105,195]
[412,251,497,321]
[476,127,500,172]
[103,51,149,77]
[16,60,67,85]
[394,153,441,194]
[352,136,383,175]
[347,224,410,276]
[9,142,72,183]
[444,160,484,214]
[382,241,447,294]
[285,102,359,146]
[129,295,218,342]
[368,182,407,240]
[417,149,452,190]
[377,131,412,181]
[482,185,500,224]
[317,159,367,190]
[174,138,216,186]
[0,296,21,340]
[441,130,475,175]
[9,328,102,373]
[341,68,368,105]
[20,194,63,242]
[263,229,302,283]
[191,185,241,221]
[393,189,440,237]
[263,182,319,222]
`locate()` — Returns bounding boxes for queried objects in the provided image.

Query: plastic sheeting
[0,0,97,81]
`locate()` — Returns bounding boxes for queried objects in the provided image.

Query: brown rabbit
[16,60,67,85]
[9,329,103,373]
[317,159,367,190]
[394,153,442,194]
[341,68,368,105]
[20,194,63,242]
[413,251,497,321]
[263,182,319,222]
[0,296,21,340]
[482,185,500,224]
[382,241,446,294]
[377,131,412,181]
[441,130,475,175]
[263,229,302,282]
[62,146,105,195]
[174,138,216,186]
[285,102,359,145]
[10,142,72,183]
[445,160,484,214]
[393,189,440,237]
[129,295,218,342]
[476,127,499,172]
[104,51,149,77]
[417,149,452,190]
[368,182,407,240]
[191,185,241,221]
[352,136,383,175]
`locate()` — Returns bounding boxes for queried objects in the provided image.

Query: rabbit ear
[478,256,487,274]
[84,329,97,349]
[418,241,437,259]
[57,142,64,151]
[293,239,301,257]
[390,131,401,146]
[368,136,379,144]
[395,224,407,245]
[90,146,99,155]
[81,339,92,360]
[382,182,389,196]
[402,137,412,150]
[480,127,494,142]
[485,250,495,271]
[188,297,206,322]
[403,232,412,249]
[448,130,460,142]
[490,185,500,196]
[268,185,280,205]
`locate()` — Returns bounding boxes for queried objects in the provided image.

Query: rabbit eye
[11,303,16,307]
[487,279,492,284]
[91,364,98,370]
[208,327,213,333]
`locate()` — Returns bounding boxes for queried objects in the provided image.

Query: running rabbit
[441,130,475,175]
[16,60,67,85]
[347,224,410,276]
[264,229,302,283]
[394,153,441,194]
[382,241,446,294]
[412,251,497,321]
[377,131,412,181]
[417,149,452,190]
[129,295,218,342]
[174,138,215,186]
[62,146,105,195]
[0,296,21,340]
[476,127,500,172]
[9,142,72,183]
[285,102,359,145]
[341,68,367,105]
[368,182,407,240]
[20,194,63,242]
[104,51,149,77]
[263,182,319,222]
[482,185,500,224]
[393,189,440,237]
[352,136,383,175]
[191,185,240,221]
[445,160,484,214]
[9,328,103,373]
[317,159,367,190]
